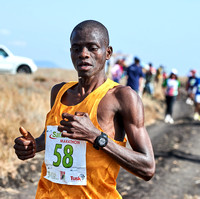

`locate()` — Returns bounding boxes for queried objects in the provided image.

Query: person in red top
[14,20,155,198]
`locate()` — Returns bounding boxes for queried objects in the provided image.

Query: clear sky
[0,0,200,76]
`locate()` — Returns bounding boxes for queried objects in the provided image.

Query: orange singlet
[36,78,126,199]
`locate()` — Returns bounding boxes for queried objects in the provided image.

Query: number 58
[53,144,73,168]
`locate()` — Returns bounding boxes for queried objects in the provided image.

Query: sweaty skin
[14,22,155,181]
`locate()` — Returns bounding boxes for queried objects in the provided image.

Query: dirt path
[117,98,200,199]
[1,97,200,199]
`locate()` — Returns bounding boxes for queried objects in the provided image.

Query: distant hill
[34,60,59,68]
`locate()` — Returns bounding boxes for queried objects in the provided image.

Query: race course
[117,96,200,199]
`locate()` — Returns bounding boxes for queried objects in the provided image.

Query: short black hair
[70,20,110,46]
[134,56,140,63]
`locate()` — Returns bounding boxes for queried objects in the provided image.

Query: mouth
[77,62,93,70]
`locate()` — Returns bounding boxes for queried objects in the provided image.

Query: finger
[75,112,89,117]
[60,120,73,127]
[19,127,35,146]
[17,154,35,161]
[15,148,34,156]
[57,125,74,133]
[61,131,70,137]
[62,113,75,121]
[61,131,75,138]
[14,143,33,151]
[75,112,85,116]
[19,126,28,138]
[14,137,32,146]
[84,112,89,118]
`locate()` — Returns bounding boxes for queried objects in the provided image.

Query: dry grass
[0,68,77,174]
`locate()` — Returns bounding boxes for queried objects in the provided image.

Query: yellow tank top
[36,78,126,199]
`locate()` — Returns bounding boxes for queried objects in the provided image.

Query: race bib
[44,125,87,185]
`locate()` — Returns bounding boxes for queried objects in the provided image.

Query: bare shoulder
[112,85,144,127]
[113,85,142,107]
[113,85,137,97]
[51,82,66,94]
[50,82,66,108]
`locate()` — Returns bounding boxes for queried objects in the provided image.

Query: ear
[106,46,113,60]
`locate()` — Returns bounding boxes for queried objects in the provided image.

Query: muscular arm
[102,87,155,180]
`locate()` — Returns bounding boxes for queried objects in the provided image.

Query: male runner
[126,56,144,96]
[14,20,155,198]
[186,69,198,105]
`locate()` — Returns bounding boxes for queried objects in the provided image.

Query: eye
[89,45,98,51]
[71,46,81,52]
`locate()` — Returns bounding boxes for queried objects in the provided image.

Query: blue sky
[0,0,200,76]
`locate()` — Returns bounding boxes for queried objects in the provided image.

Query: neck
[77,73,107,96]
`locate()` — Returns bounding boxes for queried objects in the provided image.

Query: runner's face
[171,74,176,79]
[70,28,112,77]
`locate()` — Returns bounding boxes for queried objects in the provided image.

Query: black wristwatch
[93,132,108,150]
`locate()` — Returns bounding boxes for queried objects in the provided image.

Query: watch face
[99,137,106,146]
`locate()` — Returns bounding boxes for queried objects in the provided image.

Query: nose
[79,47,89,59]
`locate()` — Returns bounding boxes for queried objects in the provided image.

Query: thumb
[19,126,36,154]
[19,126,33,140]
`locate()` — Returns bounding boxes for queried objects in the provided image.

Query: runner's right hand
[14,127,36,160]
